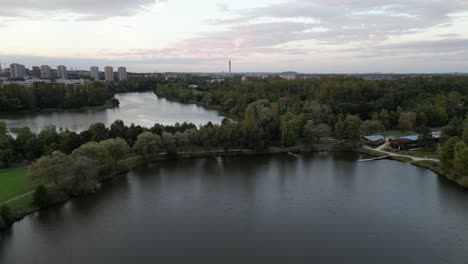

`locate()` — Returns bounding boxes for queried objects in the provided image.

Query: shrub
[0,205,14,224]
[33,185,49,208]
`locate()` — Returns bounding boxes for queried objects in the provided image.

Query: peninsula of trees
[0,82,119,112]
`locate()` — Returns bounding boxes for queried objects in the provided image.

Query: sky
[1,0,468,73]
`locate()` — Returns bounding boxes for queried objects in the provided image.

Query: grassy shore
[358,147,468,189]
[0,168,35,203]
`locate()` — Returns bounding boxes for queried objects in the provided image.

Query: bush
[0,205,14,224]
[0,217,5,230]
[33,185,49,208]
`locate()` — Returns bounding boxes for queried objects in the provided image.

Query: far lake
[1,153,468,263]
[0,92,224,133]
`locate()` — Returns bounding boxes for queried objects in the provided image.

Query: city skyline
[0,1,468,73]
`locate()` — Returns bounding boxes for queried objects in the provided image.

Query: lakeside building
[10,63,26,78]
[40,65,52,79]
[57,65,68,79]
[105,66,114,81]
[90,66,100,80]
[118,67,127,81]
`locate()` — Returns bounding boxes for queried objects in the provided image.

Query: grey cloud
[0,0,167,20]
[213,0,468,43]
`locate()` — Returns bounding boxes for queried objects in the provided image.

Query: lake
[1,153,467,264]
[0,92,224,133]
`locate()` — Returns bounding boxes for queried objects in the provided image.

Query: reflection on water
[0,92,223,133]
[1,153,468,264]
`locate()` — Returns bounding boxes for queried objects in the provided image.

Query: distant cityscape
[1,60,467,88]
[0,62,127,87]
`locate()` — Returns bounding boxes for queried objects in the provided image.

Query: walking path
[365,143,439,163]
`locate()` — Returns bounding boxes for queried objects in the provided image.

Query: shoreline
[2,143,466,231]
[357,147,468,189]
[0,143,353,231]
[0,99,117,115]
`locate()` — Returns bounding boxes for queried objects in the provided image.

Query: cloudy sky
[1,0,468,73]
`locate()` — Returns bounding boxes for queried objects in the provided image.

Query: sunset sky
[1,0,468,73]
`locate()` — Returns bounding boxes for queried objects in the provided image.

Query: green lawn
[0,168,35,203]
[407,148,439,159]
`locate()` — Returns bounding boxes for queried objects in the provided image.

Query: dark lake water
[0,92,224,133]
[1,153,467,264]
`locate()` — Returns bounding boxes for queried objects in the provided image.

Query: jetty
[357,156,389,162]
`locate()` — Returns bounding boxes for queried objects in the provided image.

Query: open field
[0,168,35,203]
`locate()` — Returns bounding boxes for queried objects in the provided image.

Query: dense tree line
[439,116,468,175]
[155,76,468,133]
[0,82,115,112]
[107,78,159,93]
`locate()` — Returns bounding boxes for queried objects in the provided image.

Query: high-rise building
[90,66,100,80]
[32,66,41,78]
[104,66,114,81]
[118,67,127,81]
[40,65,52,79]
[10,63,26,78]
[57,65,67,79]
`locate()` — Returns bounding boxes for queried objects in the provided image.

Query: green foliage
[399,112,417,131]
[343,115,362,143]
[70,142,113,177]
[33,185,49,208]
[0,205,13,224]
[439,137,461,167]
[304,121,332,143]
[133,132,162,160]
[28,151,73,185]
[0,83,113,112]
[360,120,385,136]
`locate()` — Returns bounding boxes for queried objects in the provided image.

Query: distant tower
[229,60,232,75]
[104,66,114,81]
[90,66,100,80]
[57,65,68,79]
[118,66,127,81]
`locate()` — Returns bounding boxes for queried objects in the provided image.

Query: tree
[28,151,72,185]
[379,109,391,129]
[70,155,99,194]
[70,142,113,177]
[463,116,468,144]
[343,115,362,143]
[0,205,13,224]
[304,121,332,143]
[334,117,345,140]
[99,138,130,162]
[453,145,468,174]
[88,123,109,142]
[33,185,49,208]
[162,132,176,152]
[399,112,417,131]
[360,120,385,136]
[0,121,15,167]
[133,132,162,160]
